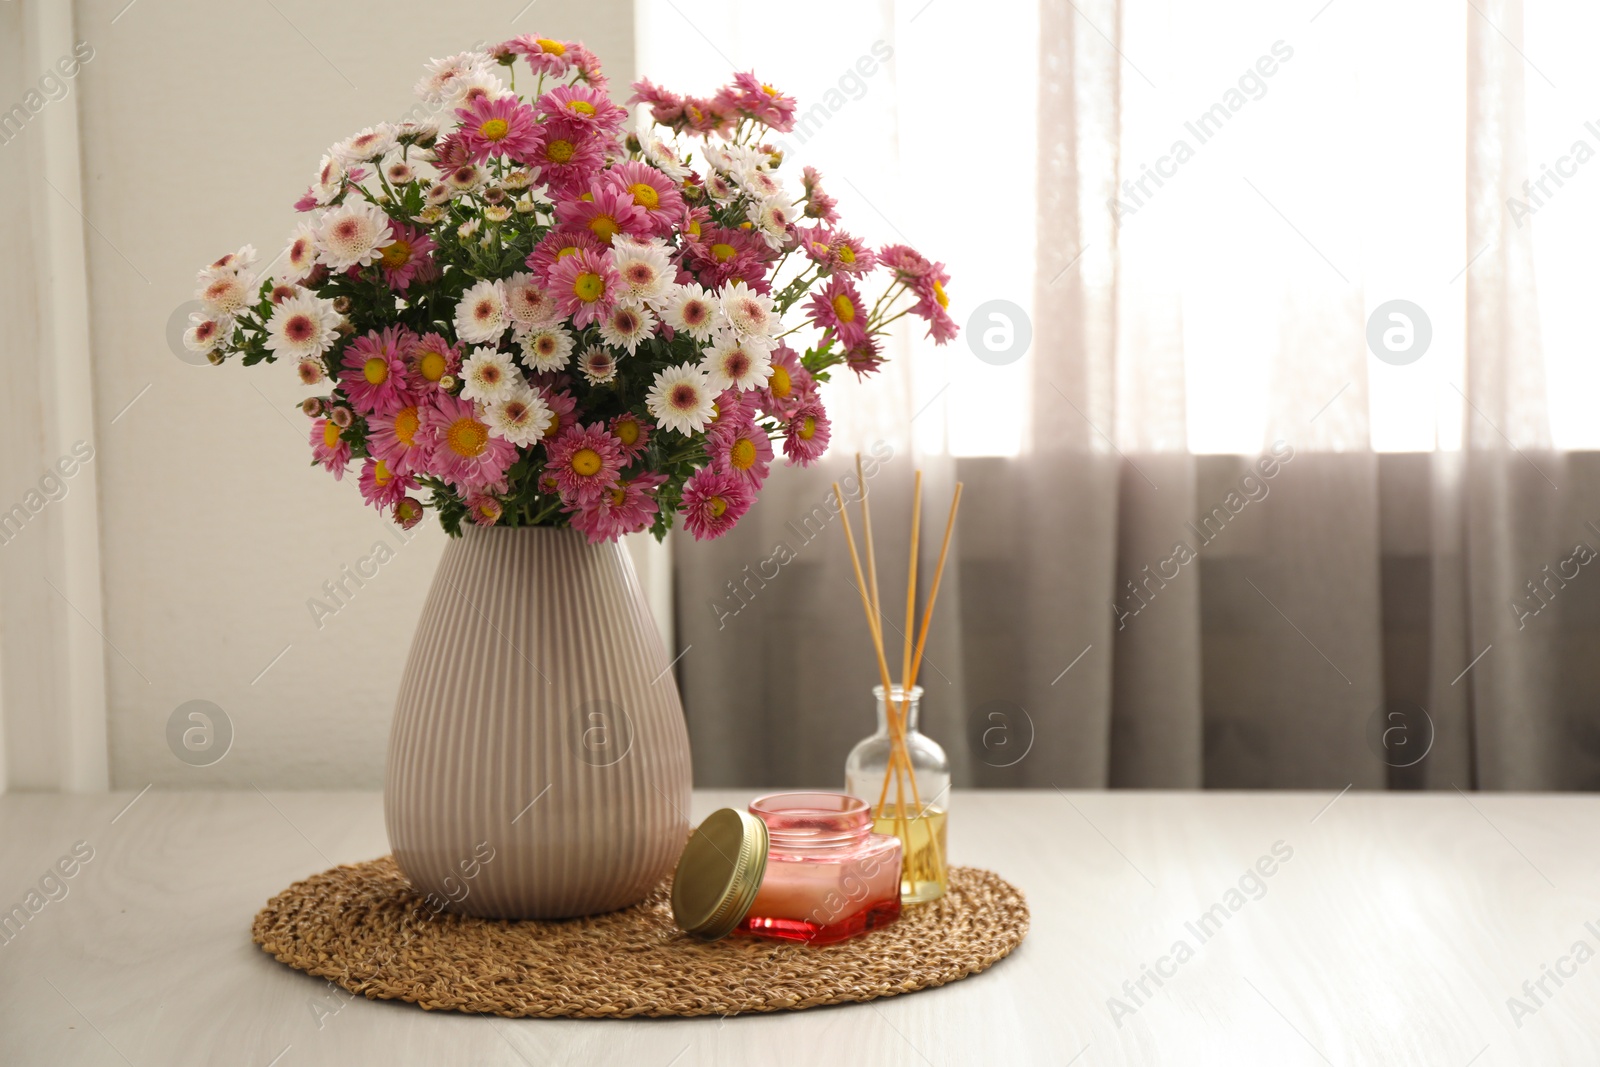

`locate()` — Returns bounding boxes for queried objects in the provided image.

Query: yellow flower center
[543,413,561,438]
[688,218,702,237]
[933,279,948,308]
[394,406,420,447]
[838,245,856,264]
[709,495,728,518]
[545,139,575,164]
[587,214,620,242]
[609,485,626,506]
[710,242,737,262]
[537,38,565,55]
[556,244,580,260]
[380,241,412,268]
[479,118,510,141]
[396,499,421,522]
[572,272,604,302]
[730,438,757,470]
[615,418,640,446]
[799,415,817,441]
[769,365,792,398]
[373,459,393,486]
[418,351,447,382]
[628,182,659,209]
[571,448,602,476]
[323,422,341,448]
[568,100,596,116]
[762,84,779,97]
[446,416,488,458]
[363,357,389,385]
[831,294,856,323]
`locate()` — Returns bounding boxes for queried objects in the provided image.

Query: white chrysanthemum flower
[449,69,512,109]
[281,223,318,283]
[453,279,510,344]
[749,196,796,249]
[197,271,253,316]
[314,200,393,271]
[333,125,397,166]
[264,292,341,360]
[646,363,716,435]
[577,345,619,385]
[484,387,552,447]
[445,164,483,192]
[183,312,232,355]
[718,280,778,340]
[414,52,494,106]
[425,181,453,206]
[598,301,656,355]
[460,346,520,404]
[702,331,775,393]
[198,244,258,279]
[311,154,347,206]
[611,238,674,305]
[661,283,719,343]
[740,166,785,201]
[505,272,559,328]
[640,131,692,181]
[381,153,417,186]
[519,325,575,372]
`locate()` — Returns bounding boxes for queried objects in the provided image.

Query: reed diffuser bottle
[845,685,949,903]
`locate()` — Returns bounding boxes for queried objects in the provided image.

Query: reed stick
[890,480,963,882]
[832,481,916,845]
[902,471,922,691]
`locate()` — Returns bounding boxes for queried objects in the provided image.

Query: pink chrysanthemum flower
[609,412,652,461]
[527,227,605,281]
[404,333,462,394]
[565,42,609,92]
[419,393,517,492]
[537,84,627,132]
[359,458,414,509]
[555,186,651,247]
[682,226,771,290]
[340,327,416,417]
[907,260,958,344]
[546,247,620,328]
[377,222,437,291]
[394,496,425,530]
[531,118,606,195]
[464,490,504,527]
[309,418,350,479]
[807,275,869,349]
[681,96,736,137]
[534,385,579,444]
[757,344,816,420]
[627,78,686,127]
[712,72,797,132]
[680,466,754,541]
[602,161,685,234]
[367,403,427,476]
[503,35,573,78]
[800,165,839,222]
[706,412,773,486]
[844,336,885,378]
[566,471,665,543]
[543,421,624,506]
[783,400,831,467]
[797,225,876,275]
[455,96,542,164]
[878,243,936,282]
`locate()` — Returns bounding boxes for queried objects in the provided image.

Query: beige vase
[384,524,692,919]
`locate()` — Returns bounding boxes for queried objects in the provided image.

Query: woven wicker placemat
[251,856,1028,1017]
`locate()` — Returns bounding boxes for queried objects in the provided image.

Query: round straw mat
[252,856,1029,1018]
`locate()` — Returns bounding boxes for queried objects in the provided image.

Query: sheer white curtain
[651,0,1600,789]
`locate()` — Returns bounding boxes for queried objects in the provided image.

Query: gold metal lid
[671,808,769,941]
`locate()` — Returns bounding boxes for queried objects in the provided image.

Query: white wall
[1,0,658,791]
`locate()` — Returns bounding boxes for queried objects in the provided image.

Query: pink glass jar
[735,792,903,945]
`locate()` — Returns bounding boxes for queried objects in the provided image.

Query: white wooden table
[0,788,1595,1065]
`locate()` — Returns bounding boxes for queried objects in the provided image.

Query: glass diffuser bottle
[845,684,950,903]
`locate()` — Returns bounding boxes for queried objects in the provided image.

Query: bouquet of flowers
[189,37,956,542]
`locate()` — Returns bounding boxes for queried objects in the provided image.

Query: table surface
[0,788,1596,1066]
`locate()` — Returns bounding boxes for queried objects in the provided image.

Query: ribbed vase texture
[385,525,692,919]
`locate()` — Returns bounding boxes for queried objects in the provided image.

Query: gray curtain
[673,0,1600,791]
